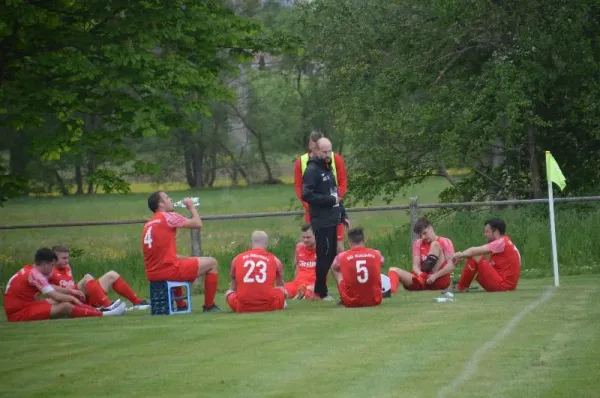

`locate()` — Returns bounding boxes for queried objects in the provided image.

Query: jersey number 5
[243,260,267,283]
[356,260,369,283]
[144,227,153,249]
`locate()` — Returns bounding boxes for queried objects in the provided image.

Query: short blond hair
[251,230,269,248]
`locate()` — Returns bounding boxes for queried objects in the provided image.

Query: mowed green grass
[0,179,450,265]
[0,276,599,397]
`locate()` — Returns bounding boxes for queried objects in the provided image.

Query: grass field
[1,276,599,397]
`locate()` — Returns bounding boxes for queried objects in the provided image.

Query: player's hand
[183,197,194,209]
[71,290,85,301]
[342,218,350,229]
[69,296,84,306]
[333,195,341,205]
[426,274,438,284]
[414,270,422,277]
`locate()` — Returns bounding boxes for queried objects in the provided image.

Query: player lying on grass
[444,218,521,293]
[4,248,127,322]
[284,224,317,300]
[49,245,149,311]
[388,218,455,292]
[143,192,221,313]
[225,231,287,313]
[331,227,384,308]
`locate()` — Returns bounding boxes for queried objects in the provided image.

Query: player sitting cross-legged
[331,227,384,308]
[4,248,127,322]
[387,218,455,293]
[225,231,287,313]
[49,245,149,311]
[284,224,317,300]
[142,191,221,312]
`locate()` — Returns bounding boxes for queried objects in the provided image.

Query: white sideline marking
[437,287,556,398]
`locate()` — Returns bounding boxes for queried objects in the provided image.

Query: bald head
[251,230,269,249]
[315,138,333,160]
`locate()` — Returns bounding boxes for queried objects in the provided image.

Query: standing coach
[301,137,347,300]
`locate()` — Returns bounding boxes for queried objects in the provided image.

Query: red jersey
[230,248,283,305]
[293,242,316,285]
[412,237,455,270]
[332,247,384,307]
[485,236,521,288]
[142,211,188,274]
[4,265,54,314]
[49,265,76,289]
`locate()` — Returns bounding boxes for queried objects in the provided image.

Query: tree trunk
[53,169,70,196]
[75,162,83,195]
[86,155,95,195]
[192,144,204,188]
[220,142,250,186]
[527,124,543,198]
[183,144,195,188]
[208,121,219,187]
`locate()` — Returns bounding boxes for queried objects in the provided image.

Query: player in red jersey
[284,224,317,300]
[143,192,221,312]
[446,218,521,293]
[225,231,287,313]
[387,218,455,292]
[331,227,384,308]
[4,248,126,322]
[294,131,348,254]
[49,245,148,310]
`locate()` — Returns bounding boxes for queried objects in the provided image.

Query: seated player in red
[284,224,317,300]
[49,245,149,310]
[387,218,455,292]
[143,192,220,312]
[331,227,384,308]
[225,231,287,313]
[446,218,521,293]
[4,248,127,322]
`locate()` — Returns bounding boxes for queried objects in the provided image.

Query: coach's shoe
[322,295,335,302]
[202,304,222,313]
[102,303,127,317]
[97,298,122,312]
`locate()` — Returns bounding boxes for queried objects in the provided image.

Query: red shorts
[5,300,52,322]
[338,280,382,308]
[146,259,199,282]
[475,259,516,292]
[304,210,345,242]
[284,280,315,297]
[226,289,286,313]
[404,272,451,291]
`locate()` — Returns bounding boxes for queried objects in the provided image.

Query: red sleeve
[334,153,347,199]
[230,260,236,279]
[294,158,304,203]
[274,256,284,278]
[332,253,343,271]
[485,238,506,254]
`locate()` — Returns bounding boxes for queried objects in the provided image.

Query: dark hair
[485,218,506,235]
[309,131,324,143]
[348,227,365,244]
[413,218,433,235]
[301,223,312,233]
[147,191,163,212]
[35,248,58,265]
[52,244,70,254]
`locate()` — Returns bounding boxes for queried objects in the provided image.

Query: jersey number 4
[144,227,153,249]
[356,260,369,283]
[243,260,267,283]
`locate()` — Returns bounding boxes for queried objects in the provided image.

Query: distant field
[0,276,599,397]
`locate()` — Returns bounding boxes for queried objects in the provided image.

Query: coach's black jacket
[301,156,347,230]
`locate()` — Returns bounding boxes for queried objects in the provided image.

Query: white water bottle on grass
[174,197,200,208]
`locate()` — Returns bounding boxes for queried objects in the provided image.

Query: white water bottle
[173,197,200,208]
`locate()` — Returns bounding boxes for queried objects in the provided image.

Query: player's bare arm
[426,260,457,284]
[412,254,422,275]
[181,198,202,229]
[46,289,83,306]
[52,285,86,301]
[451,245,492,260]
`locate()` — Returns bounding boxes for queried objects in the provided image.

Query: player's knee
[59,302,74,314]
[105,271,120,282]
[83,274,94,283]
[388,267,400,275]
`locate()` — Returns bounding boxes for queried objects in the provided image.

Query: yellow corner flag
[546,151,566,191]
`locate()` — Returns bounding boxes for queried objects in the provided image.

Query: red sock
[457,258,478,291]
[85,279,111,308]
[71,305,102,318]
[174,286,187,309]
[112,277,142,305]
[388,270,400,293]
[204,272,218,308]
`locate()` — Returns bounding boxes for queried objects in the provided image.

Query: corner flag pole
[546,170,560,287]
[545,151,566,287]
